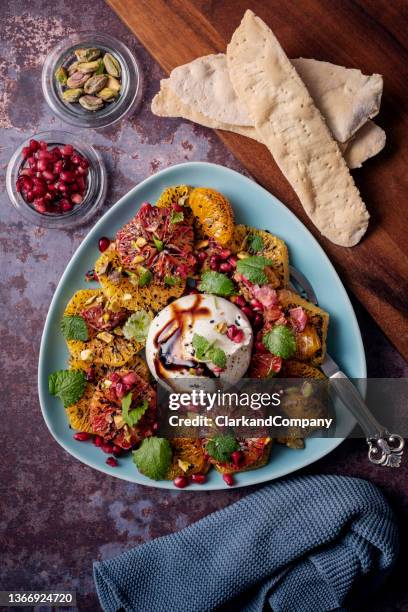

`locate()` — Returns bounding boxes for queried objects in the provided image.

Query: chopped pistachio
[80,349,93,361]
[237,251,250,260]
[97,331,114,343]
[215,321,228,334]
[178,459,192,472]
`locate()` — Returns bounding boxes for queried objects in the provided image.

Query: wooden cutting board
[108,0,408,359]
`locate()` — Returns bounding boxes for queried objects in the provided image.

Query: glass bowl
[42,32,143,129]
[6,131,107,228]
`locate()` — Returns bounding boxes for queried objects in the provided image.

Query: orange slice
[188,187,234,245]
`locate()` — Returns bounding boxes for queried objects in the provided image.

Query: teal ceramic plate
[38,162,366,489]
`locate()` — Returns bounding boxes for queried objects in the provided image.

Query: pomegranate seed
[58,182,69,193]
[219,262,232,273]
[71,154,81,165]
[102,443,113,454]
[32,184,46,198]
[38,150,53,161]
[209,255,219,271]
[223,473,235,486]
[241,306,253,320]
[112,445,122,457]
[174,475,189,488]
[255,341,267,353]
[27,156,37,169]
[197,251,207,263]
[253,313,263,328]
[39,140,47,150]
[191,474,206,484]
[231,450,243,466]
[173,202,183,212]
[29,139,39,151]
[76,165,88,176]
[219,248,231,260]
[106,457,118,467]
[213,366,224,374]
[26,191,34,203]
[73,432,91,441]
[53,160,63,173]
[93,435,103,447]
[228,256,237,268]
[61,144,74,156]
[203,452,210,461]
[234,295,246,308]
[85,269,97,282]
[34,198,46,213]
[22,146,31,159]
[60,170,75,183]
[37,159,49,172]
[122,372,137,387]
[71,193,83,205]
[233,329,244,343]
[109,372,121,383]
[85,367,96,382]
[42,170,55,182]
[61,199,73,212]
[19,168,34,178]
[250,298,263,312]
[80,158,89,169]
[98,236,110,252]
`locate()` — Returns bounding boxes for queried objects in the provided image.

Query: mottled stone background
[0,1,407,611]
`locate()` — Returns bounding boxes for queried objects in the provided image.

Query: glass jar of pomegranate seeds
[6,131,107,228]
[42,32,143,129]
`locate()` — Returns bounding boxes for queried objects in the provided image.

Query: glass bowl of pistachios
[42,32,143,128]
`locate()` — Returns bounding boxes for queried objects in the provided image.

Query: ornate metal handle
[330,372,405,467]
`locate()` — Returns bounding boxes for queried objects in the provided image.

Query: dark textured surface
[0,2,407,611]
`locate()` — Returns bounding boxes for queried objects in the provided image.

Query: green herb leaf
[236,255,274,284]
[60,315,88,341]
[123,310,152,342]
[192,334,227,369]
[48,369,86,408]
[122,393,149,427]
[132,437,172,480]
[206,435,239,462]
[153,236,164,252]
[198,271,235,297]
[94,60,105,75]
[247,234,264,254]
[170,210,184,224]
[139,268,152,287]
[164,275,181,287]
[262,325,296,359]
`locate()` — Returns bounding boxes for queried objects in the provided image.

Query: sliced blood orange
[248,353,282,378]
[188,188,234,245]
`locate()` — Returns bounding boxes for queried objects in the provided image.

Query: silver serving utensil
[290,265,404,467]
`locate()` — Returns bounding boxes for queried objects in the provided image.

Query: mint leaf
[206,435,239,462]
[122,393,149,427]
[170,210,184,224]
[236,255,273,284]
[48,369,86,408]
[123,310,152,342]
[94,60,105,75]
[132,437,172,480]
[192,334,226,369]
[207,346,227,369]
[262,325,296,359]
[198,271,235,297]
[139,268,152,287]
[247,234,264,254]
[60,315,88,341]
[153,236,164,252]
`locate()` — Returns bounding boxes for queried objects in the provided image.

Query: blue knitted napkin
[93,475,398,612]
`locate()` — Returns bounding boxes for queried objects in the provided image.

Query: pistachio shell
[84,74,108,94]
[79,94,104,111]
[62,88,83,103]
[107,76,121,93]
[55,66,67,85]
[75,47,101,62]
[97,87,118,101]
[103,53,121,78]
[76,60,101,74]
[66,71,91,88]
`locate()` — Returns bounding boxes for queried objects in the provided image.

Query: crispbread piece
[69,353,150,382]
[227,10,370,246]
[95,247,185,313]
[341,121,386,169]
[165,438,210,479]
[278,289,329,365]
[229,224,289,288]
[65,383,95,433]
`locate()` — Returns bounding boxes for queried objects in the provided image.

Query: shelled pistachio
[79,95,104,111]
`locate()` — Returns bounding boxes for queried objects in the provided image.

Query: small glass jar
[42,32,143,129]
[6,131,107,228]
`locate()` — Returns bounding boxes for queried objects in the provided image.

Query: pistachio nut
[97,87,118,101]
[62,88,83,103]
[66,71,90,88]
[55,66,67,85]
[107,76,121,93]
[84,74,108,94]
[103,53,121,78]
[74,47,101,62]
[76,60,101,74]
[67,60,80,75]
[78,94,104,111]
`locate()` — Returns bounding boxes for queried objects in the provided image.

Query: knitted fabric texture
[93,474,398,612]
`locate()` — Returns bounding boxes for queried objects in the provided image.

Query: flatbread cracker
[227,10,369,246]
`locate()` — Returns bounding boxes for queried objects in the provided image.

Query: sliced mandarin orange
[188,187,234,245]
